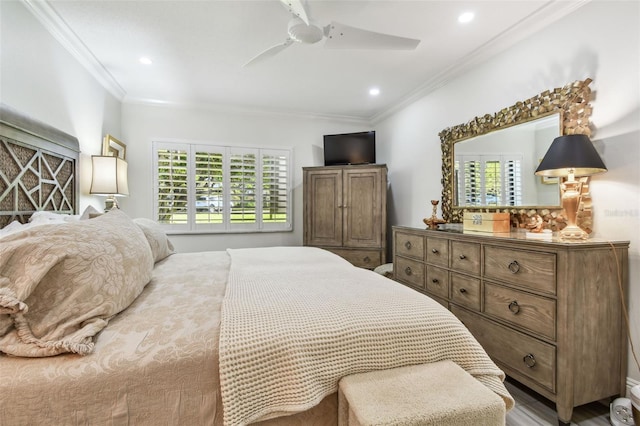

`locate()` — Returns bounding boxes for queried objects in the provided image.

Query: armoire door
[304,169,343,247]
[342,168,384,248]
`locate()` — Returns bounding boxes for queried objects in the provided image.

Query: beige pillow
[0,209,154,357]
[133,217,175,262]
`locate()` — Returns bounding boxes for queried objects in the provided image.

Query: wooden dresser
[392,225,629,424]
[303,164,387,269]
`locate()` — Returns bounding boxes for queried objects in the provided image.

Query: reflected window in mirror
[455,154,523,207]
[451,112,561,209]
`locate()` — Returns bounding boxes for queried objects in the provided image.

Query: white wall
[0,1,122,211]
[375,1,640,383]
[120,102,369,252]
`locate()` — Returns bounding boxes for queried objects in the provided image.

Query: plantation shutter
[463,159,481,206]
[504,157,522,206]
[483,160,501,206]
[261,149,291,229]
[193,146,225,229]
[229,148,258,230]
[155,145,189,229]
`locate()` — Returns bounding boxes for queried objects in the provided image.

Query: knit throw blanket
[219,247,514,426]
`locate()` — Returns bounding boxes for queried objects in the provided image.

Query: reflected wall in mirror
[440,78,593,227]
[453,113,561,208]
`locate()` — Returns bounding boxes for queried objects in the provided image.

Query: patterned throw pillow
[0,209,154,357]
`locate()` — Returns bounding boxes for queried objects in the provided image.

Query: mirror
[440,79,593,223]
[453,113,561,208]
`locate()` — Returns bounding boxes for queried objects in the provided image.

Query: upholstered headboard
[0,104,80,228]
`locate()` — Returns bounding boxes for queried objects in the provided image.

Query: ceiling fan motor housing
[287,17,323,44]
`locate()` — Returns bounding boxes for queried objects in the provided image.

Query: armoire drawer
[484,246,556,295]
[484,282,556,341]
[395,232,425,260]
[395,256,425,290]
[452,306,556,394]
[328,248,382,269]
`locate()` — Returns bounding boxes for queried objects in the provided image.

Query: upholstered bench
[338,360,506,426]
[373,263,393,278]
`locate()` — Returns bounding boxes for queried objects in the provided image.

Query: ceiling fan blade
[324,21,420,50]
[243,39,294,67]
[279,0,310,25]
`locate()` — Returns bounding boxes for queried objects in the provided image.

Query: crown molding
[22,0,591,125]
[370,0,592,124]
[22,0,126,101]
[124,96,372,125]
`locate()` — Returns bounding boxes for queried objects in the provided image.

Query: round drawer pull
[459,254,466,260]
[432,278,439,284]
[508,301,521,314]
[405,266,412,276]
[523,353,536,368]
[405,241,412,250]
[363,256,370,263]
[431,248,439,254]
[459,288,467,294]
[508,260,521,274]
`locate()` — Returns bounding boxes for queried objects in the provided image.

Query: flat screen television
[323,131,376,166]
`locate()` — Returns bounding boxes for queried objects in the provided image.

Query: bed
[0,104,513,425]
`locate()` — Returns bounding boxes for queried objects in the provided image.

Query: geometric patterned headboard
[0,103,79,228]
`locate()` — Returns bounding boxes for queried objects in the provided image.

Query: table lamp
[535,134,606,240]
[90,155,129,211]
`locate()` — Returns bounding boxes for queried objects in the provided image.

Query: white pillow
[1,206,103,240]
[133,217,176,263]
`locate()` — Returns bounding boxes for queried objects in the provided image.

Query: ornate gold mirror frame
[439,78,594,231]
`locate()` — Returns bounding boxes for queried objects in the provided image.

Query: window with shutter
[455,153,523,207]
[153,141,292,233]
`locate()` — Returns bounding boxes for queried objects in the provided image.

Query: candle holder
[423,200,446,229]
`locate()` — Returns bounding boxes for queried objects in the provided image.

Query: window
[153,141,292,233]
[455,154,522,207]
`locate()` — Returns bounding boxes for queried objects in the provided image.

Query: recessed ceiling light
[458,11,474,24]
[139,57,153,65]
[369,87,380,96]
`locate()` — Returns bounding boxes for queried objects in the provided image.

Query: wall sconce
[90,155,129,211]
[535,134,607,240]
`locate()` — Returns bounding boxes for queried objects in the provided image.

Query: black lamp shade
[535,134,607,177]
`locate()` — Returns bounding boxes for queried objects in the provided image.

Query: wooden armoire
[303,164,387,269]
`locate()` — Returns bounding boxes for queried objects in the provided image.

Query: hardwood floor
[505,378,612,425]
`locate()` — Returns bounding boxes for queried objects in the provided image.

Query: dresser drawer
[484,246,556,295]
[450,273,481,311]
[426,237,448,267]
[395,256,425,289]
[328,249,382,269]
[450,241,480,274]
[452,306,556,394]
[395,232,425,260]
[426,266,449,299]
[484,282,556,341]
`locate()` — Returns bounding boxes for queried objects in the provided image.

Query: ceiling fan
[243,0,421,67]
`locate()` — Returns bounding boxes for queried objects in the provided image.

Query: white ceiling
[31,0,589,121]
